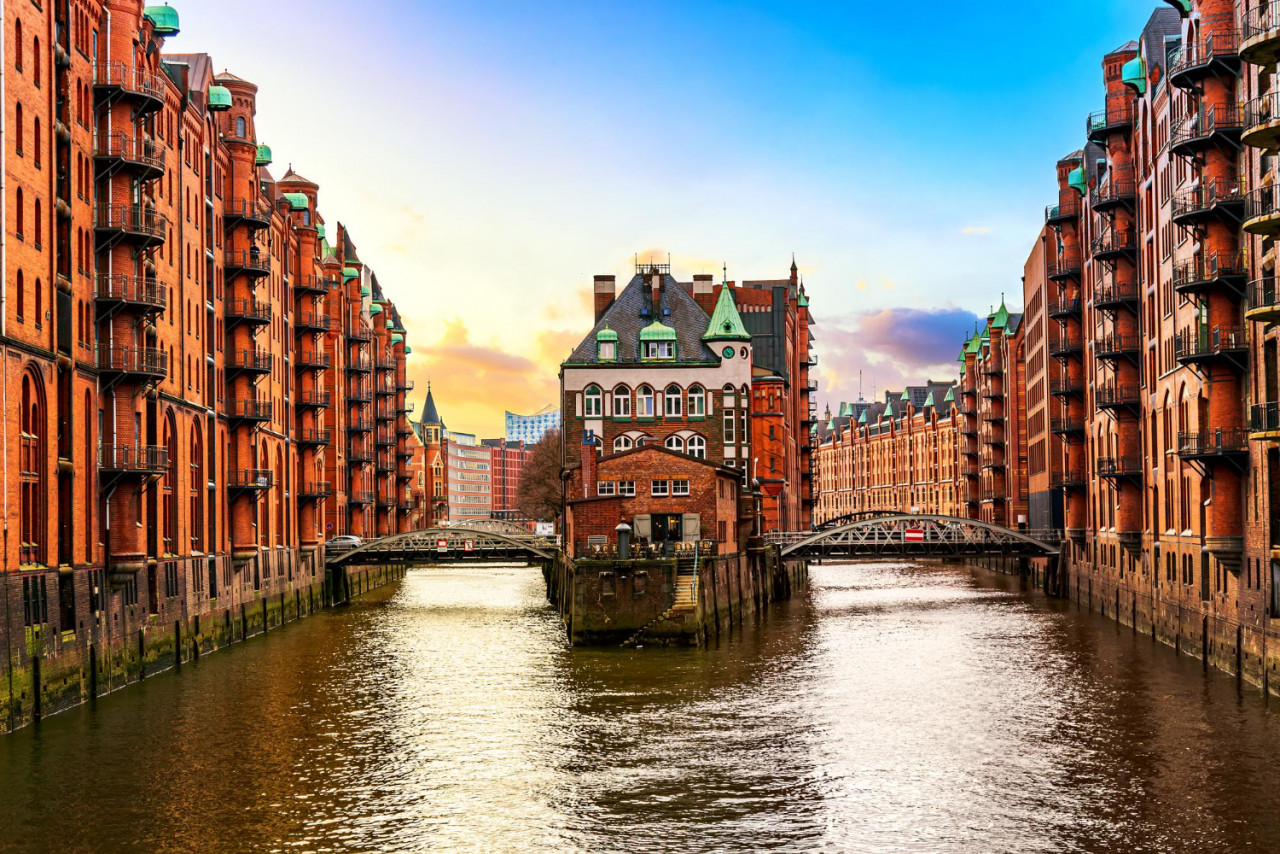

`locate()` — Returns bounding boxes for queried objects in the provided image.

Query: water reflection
[4,562,1280,853]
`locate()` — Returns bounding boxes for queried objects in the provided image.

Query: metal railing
[99,444,168,472]
[1087,93,1135,137]
[228,469,274,490]
[94,131,165,172]
[1251,402,1280,434]
[1096,385,1140,408]
[1174,325,1247,361]
[226,298,271,323]
[1094,333,1140,359]
[96,274,167,310]
[297,391,332,408]
[1178,428,1248,457]
[228,399,272,421]
[227,349,273,373]
[1170,29,1240,78]
[1173,252,1247,292]
[1097,456,1142,478]
[1092,229,1137,258]
[224,249,270,273]
[94,61,166,101]
[1091,168,1136,207]
[96,203,167,239]
[1242,2,1280,49]
[98,346,168,377]
[1171,104,1243,150]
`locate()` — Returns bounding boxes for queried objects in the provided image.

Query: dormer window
[599,340,616,361]
[595,323,618,362]
[639,320,677,360]
[645,341,674,359]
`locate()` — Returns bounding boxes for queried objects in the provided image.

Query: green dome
[595,324,618,343]
[283,192,308,211]
[255,144,272,166]
[360,284,372,297]
[390,333,404,345]
[638,320,677,342]
[343,267,360,280]
[1068,165,1087,197]
[144,5,180,36]
[316,223,326,240]
[405,346,412,355]
[207,85,232,112]
[370,304,384,316]
[1122,56,1147,95]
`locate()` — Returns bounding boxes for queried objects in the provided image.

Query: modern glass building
[505,404,560,444]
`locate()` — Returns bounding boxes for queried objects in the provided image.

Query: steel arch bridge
[767,515,1060,560]
[447,518,536,537]
[326,527,555,566]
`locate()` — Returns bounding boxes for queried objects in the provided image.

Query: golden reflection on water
[4,562,1280,853]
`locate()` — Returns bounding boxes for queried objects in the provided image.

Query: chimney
[650,272,662,311]
[594,275,616,322]
[581,430,598,499]
[693,274,715,314]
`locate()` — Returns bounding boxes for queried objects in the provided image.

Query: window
[723,408,736,443]
[645,341,674,359]
[688,385,705,417]
[583,385,602,417]
[665,385,683,417]
[619,481,636,497]
[672,479,690,496]
[636,385,654,417]
[19,373,44,565]
[613,435,633,453]
[599,340,616,361]
[14,103,22,155]
[597,481,616,496]
[665,435,685,453]
[652,480,669,497]
[15,188,23,238]
[235,116,246,138]
[687,435,706,459]
[612,385,630,417]
[15,20,23,71]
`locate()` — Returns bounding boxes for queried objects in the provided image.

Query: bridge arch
[327,526,554,566]
[772,515,1060,559]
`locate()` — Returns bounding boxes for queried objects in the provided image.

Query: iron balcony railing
[346,326,372,343]
[297,390,332,408]
[1251,402,1280,435]
[98,443,168,473]
[1178,428,1248,458]
[348,491,375,505]
[222,198,272,229]
[295,312,332,332]
[94,131,165,174]
[95,274,167,310]
[1049,335,1084,357]
[1051,417,1084,434]
[1095,333,1141,359]
[1245,184,1280,229]
[1094,282,1140,310]
[228,469,274,490]
[96,204,167,240]
[296,351,332,370]
[1096,385,1141,408]
[1171,178,1245,221]
[227,349,273,373]
[1170,29,1241,82]
[226,298,272,324]
[98,345,168,378]
[94,61,166,104]
[1047,298,1081,318]
[224,249,270,274]
[296,275,339,294]
[346,357,372,373]
[1051,471,1086,490]
[300,482,332,499]
[1087,92,1135,140]
[1049,377,1083,396]
[1172,252,1247,294]
[1242,3,1280,60]
[347,419,374,433]
[1170,104,1243,152]
[1045,198,1082,224]
[1090,168,1136,208]
[299,428,332,446]
[228,399,272,422]
[1096,456,1142,478]
[1091,228,1138,259]
[348,446,374,463]
[349,386,373,403]
[1174,325,1247,362]
[397,379,415,392]
[1249,279,1280,319]
[1046,252,1082,279]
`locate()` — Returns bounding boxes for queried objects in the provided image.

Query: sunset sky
[178,1,1159,436]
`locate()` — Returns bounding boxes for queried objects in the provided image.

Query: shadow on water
[3,561,1280,853]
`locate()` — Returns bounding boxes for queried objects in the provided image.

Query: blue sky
[178,1,1161,434]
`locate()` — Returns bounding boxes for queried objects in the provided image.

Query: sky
[176,1,1161,436]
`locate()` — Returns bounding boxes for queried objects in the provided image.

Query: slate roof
[565,274,719,365]
[342,228,361,263]
[1141,7,1182,79]
[420,385,444,428]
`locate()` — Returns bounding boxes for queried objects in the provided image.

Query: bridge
[326,525,555,567]
[766,514,1060,560]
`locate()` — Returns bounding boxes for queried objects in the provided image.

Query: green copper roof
[370,304,383,316]
[283,192,308,211]
[316,223,326,240]
[207,85,232,112]
[797,290,809,308]
[1162,0,1190,16]
[885,399,895,418]
[360,284,372,297]
[923,391,935,407]
[390,333,404,345]
[1122,56,1147,95]
[389,323,404,333]
[405,346,412,355]
[255,144,272,166]
[702,287,751,342]
[639,320,678,342]
[839,402,853,417]
[991,298,1010,330]
[944,387,954,402]
[1068,165,1087,197]
[901,390,910,401]
[858,410,868,424]
[343,267,360,280]
[144,5,180,36]
[965,330,983,354]
[595,324,618,343]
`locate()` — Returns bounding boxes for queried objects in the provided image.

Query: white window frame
[645,341,675,359]
[613,386,631,417]
[687,435,706,459]
[688,386,705,417]
[672,479,690,496]
[598,341,616,361]
[597,481,616,496]
[619,481,636,497]
[613,435,633,453]
[665,435,685,453]
[665,385,683,417]
[584,385,602,418]
[651,480,669,497]
[723,408,736,443]
[636,386,655,417]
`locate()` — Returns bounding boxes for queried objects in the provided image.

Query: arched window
[665,435,685,453]
[15,20,23,70]
[191,424,204,552]
[613,435,633,453]
[276,447,284,546]
[34,199,41,246]
[235,116,246,138]
[19,372,44,565]
[16,271,24,321]
[583,385,602,417]
[32,37,40,87]
[16,188,23,237]
[636,385,654,417]
[612,385,631,417]
[687,435,706,459]
[688,385,705,417]
[665,384,683,417]
[34,279,41,325]
[163,412,177,553]
[33,117,40,166]
[15,103,22,155]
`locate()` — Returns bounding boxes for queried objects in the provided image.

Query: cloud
[961,226,992,235]
[814,306,981,407]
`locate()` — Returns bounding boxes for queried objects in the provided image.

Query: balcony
[296,390,332,409]
[300,482,333,501]
[1051,417,1085,436]
[1170,30,1241,89]
[1091,228,1137,263]
[959,423,978,437]
[1090,168,1136,212]
[226,349,273,376]
[298,428,332,447]
[223,198,271,231]
[227,399,272,424]
[348,491,375,506]
[98,346,167,381]
[94,62,166,113]
[981,410,1004,423]
[1253,401,1280,439]
[296,350,331,371]
[397,379,416,393]
[228,469,274,493]
[1179,428,1249,463]
[1048,335,1083,358]
[94,131,165,180]
[96,275,167,313]
[225,298,272,328]
[348,386,373,403]
[1242,2,1280,66]
[375,356,397,372]
[348,446,374,464]
[376,384,396,397]
[1093,282,1140,313]
[1248,185,1280,237]
[1094,333,1140,362]
[295,312,332,333]
[346,357,372,374]
[224,248,271,277]
[1047,298,1081,320]
[1049,377,1083,397]
[347,419,374,434]
[1046,253,1082,282]
[346,326,372,343]
[375,404,396,421]
[1173,253,1247,298]
[1096,384,1141,411]
[1051,471,1087,491]
[98,444,168,476]
[1174,326,1248,369]
[375,430,396,447]
[95,204,167,248]
[1096,456,1142,480]
[1169,105,1243,158]
[1087,94,1135,144]
[1045,199,1081,226]
[1171,179,1245,228]
[296,275,338,295]
[397,447,415,460]
[397,423,414,437]
[1248,279,1280,323]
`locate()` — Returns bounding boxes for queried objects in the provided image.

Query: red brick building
[483,438,532,521]
[1,2,415,701]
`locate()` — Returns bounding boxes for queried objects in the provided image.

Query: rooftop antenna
[723,262,728,285]
[858,370,863,402]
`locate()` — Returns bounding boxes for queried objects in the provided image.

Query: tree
[517,429,562,522]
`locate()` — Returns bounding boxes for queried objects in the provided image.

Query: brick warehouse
[0,2,421,728]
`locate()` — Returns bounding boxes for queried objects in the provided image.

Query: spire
[421,382,444,430]
[702,285,751,343]
[789,253,799,286]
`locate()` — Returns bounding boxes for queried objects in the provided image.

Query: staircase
[620,566,700,648]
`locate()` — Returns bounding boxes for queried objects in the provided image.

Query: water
[4,561,1280,853]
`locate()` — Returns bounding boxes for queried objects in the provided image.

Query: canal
[5,560,1280,852]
